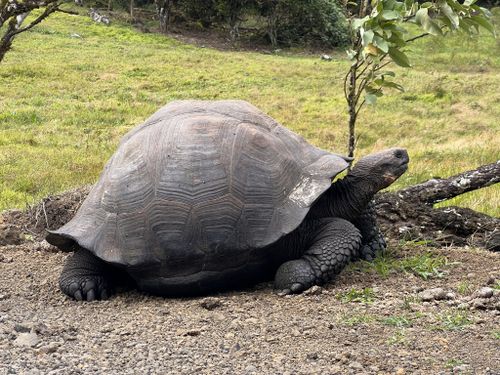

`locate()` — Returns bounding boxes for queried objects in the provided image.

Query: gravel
[0,242,499,374]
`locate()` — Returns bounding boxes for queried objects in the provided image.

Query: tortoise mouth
[383,160,409,185]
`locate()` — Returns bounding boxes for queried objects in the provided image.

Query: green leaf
[470,15,495,35]
[373,35,389,53]
[375,79,405,91]
[463,0,478,6]
[364,43,380,56]
[365,93,378,105]
[346,49,357,60]
[439,0,459,29]
[388,47,411,67]
[416,8,443,36]
[420,2,433,8]
[362,29,375,46]
[352,16,369,30]
[381,10,400,20]
[415,8,429,25]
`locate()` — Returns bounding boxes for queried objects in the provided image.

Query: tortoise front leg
[351,201,386,261]
[59,248,114,301]
[274,218,361,295]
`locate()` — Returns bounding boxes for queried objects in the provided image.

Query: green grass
[337,287,376,303]
[381,315,414,328]
[456,280,473,295]
[353,247,452,280]
[433,310,472,331]
[398,252,450,280]
[338,312,376,326]
[1,9,499,213]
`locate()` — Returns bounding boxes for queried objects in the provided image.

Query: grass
[337,287,376,303]
[0,9,499,213]
[433,310,472,331]
[353,247,452,280]
[381,315,414,328]
[338,312,376,326]
[456,280,473,295]
[398,252,450,280]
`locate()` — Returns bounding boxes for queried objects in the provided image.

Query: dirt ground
[0,238,498,374]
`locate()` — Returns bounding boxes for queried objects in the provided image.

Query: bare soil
[0,191,499,374]
[0,240,498,374]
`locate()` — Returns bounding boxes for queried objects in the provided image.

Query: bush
[258,0,350,48]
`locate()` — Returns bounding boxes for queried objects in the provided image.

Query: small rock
[349,361,364,370]
[306,352,319,361]
[457,303,469,310]
[182,329,201,337]
[14,323,31,333]
[453,364,470,373]
[471,298,488,310]
[245,365,257,373]
[199,297,222,311]
[14,332,40,348]
[474,287,494,299]
[486,276,497,285]
[320,54,333,61]
[303,285,323,296]
[396,368,406,375]
[418,288,447,301]
[445,292,456,300]
[38,342,60,354]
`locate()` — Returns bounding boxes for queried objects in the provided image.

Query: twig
[56,8,78,15]
[405,33,429,43]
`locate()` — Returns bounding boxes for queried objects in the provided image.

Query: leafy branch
[343,0,495,158]
[0,0,69,63]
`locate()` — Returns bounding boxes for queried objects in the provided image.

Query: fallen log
[375,161,499,251]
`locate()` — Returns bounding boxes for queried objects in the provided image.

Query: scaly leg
[59,248,114,301]
[274,218,361,295]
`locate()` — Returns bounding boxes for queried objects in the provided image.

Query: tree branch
[405,32,429,43]
[397,161,500,205]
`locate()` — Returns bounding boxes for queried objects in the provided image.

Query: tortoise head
[349,148,409,192]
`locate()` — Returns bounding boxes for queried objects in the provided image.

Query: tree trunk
[155,0,171,34]
[374,161,500,251]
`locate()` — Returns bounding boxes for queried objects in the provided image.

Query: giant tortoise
[46,100,409,301]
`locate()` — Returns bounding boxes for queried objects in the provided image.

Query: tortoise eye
[394,150,404,159]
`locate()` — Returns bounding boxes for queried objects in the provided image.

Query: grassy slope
[0,11,499,215]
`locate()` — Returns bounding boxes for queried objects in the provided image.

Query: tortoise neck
[310,174,375,220]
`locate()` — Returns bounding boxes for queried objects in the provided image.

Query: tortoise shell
[47,100,349,270]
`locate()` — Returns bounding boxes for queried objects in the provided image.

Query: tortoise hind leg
[59,248,115,301]
[274,218,361,295]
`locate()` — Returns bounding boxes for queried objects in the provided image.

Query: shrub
[257,0,350,47]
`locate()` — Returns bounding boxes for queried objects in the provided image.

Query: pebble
[14,323,32,333]
[303,286,323,296]
[486,276,497,285]
[418,288,447,301]
[199,297,222,311]
[38,342,60,354]
[445,292,456,300]
[349,361,364,370]
[14,332,40,348]
[474,287,494,299]
[471,298,488,310]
